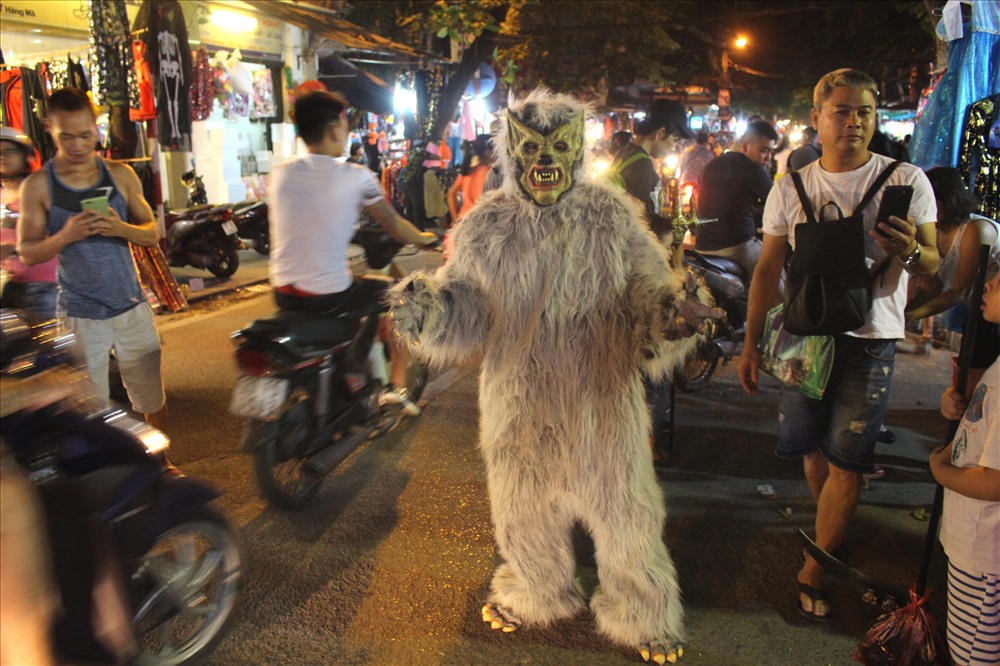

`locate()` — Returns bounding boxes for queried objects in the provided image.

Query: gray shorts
[61,302,165,414]
[775,336,895,473]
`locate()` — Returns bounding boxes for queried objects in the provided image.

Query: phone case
[80,196,111,215]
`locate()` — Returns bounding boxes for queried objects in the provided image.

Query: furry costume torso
[456,183,676,477]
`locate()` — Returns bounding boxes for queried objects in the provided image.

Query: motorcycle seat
[242,310,355,347]
[684,250,748,282]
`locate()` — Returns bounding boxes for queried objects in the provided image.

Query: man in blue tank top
[17,87,166,430]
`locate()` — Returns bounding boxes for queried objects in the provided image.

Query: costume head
[495,89,588,206]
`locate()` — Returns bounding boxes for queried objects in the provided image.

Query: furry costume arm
[387,220,493,367]
[624,218,720,381]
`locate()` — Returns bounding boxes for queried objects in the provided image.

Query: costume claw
[481,602,521,633]
[641,642,682,664]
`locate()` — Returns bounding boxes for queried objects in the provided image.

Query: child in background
[930,271,1000,666]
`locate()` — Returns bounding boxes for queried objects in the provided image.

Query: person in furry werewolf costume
[389,89,720,665]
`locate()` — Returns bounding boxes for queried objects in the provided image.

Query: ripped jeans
[775,336,895,473]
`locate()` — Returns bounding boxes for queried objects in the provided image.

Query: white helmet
[0,127,34,153]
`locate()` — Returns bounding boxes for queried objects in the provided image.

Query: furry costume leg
[483,455,586,626]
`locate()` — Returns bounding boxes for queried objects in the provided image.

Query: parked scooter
[180,168,207,207]
[0,310,242,665]
[677,249,749,390]
[164,203,241,278]
[229,230,434,510]
[231,199,269,256]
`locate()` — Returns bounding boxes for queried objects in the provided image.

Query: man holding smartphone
[17,87,167,430]
[737,69,938,621]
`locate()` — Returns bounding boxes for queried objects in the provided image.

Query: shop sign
[0,0,89,32]
[196,8,283,57]
[718,89,731,108]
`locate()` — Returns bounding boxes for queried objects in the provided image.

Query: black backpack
[784,161,901,336]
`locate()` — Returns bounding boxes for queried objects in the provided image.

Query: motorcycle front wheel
[132,506,241,666]
[251,399,322,510]
[676,342,720,392]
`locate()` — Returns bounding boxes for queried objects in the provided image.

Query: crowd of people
[1,65,997,665]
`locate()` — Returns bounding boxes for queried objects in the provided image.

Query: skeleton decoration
[132,0,192,150]
[389,89,721,664]
[157,30,183,141]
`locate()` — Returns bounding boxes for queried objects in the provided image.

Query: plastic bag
[852,586,948,665]
[759,304,834,399]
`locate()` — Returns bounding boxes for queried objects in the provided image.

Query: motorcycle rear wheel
[677,342,719,392]
[208,238,239,278]
[252,400,322,510]
[132,506,241,666]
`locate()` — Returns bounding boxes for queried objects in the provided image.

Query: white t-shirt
[763,152,937,339]
[269,154,385,294]
[940,359,1000,575]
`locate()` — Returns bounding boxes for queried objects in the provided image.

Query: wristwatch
[900,243,921,268]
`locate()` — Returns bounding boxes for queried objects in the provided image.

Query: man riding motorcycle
[268,89,437,415]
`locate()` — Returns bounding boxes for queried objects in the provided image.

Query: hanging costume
[958,95,1000,219]
[132,0,193,150]
[910,0,1000,169]
[389,90,720,664]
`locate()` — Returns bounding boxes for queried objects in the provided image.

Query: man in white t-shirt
[269,90,438,414]
[737,69,940,621]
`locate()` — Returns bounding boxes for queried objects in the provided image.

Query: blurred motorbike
[229,229,435,510]
[0,310,242,665]
[231,199,269,256]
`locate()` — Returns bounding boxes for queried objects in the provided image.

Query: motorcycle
[164,203,241,279]
[677,249,749,390]
[229,229,434,510]
[0,310,241,665]
[231,199,269,256]
[180,168,208,207]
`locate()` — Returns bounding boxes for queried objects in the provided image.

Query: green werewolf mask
[506,111,585,206]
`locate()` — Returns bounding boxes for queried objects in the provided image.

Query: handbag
[784,161,901,335]
[759,304,834,399]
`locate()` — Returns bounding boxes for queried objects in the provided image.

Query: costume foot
[796,582,831,622]
[481,602,522,633]
[639,641,684,664]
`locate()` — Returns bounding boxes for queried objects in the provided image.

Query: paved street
[152,291,954,665]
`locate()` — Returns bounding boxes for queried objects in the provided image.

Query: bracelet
[900,243,921,268]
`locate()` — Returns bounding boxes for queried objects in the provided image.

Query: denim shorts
[776,336,895,473]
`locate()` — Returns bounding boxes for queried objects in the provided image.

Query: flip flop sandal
[796,582,831,622]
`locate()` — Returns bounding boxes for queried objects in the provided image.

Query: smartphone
[875,185,913,237]
[80,195,111,216]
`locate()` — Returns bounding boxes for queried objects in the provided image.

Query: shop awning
[317,55,394,115]
[249,1,442,62]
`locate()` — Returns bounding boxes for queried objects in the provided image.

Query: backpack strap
[853,160,902,215]
[790,171,818,224]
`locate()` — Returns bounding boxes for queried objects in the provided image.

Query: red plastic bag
[852,585,948,665]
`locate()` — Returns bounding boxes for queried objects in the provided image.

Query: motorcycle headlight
[103,409,171,456]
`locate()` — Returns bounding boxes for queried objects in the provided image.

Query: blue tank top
[46,159,145,319]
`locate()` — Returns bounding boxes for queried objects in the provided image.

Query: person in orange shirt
[448,134,493,222]
[445,134,493,258]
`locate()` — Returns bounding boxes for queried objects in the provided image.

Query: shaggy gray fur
[389,89,698,649]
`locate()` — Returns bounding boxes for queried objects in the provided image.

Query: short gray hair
[813,69,878,110]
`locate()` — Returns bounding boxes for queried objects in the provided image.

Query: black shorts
[274,275,393,317]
